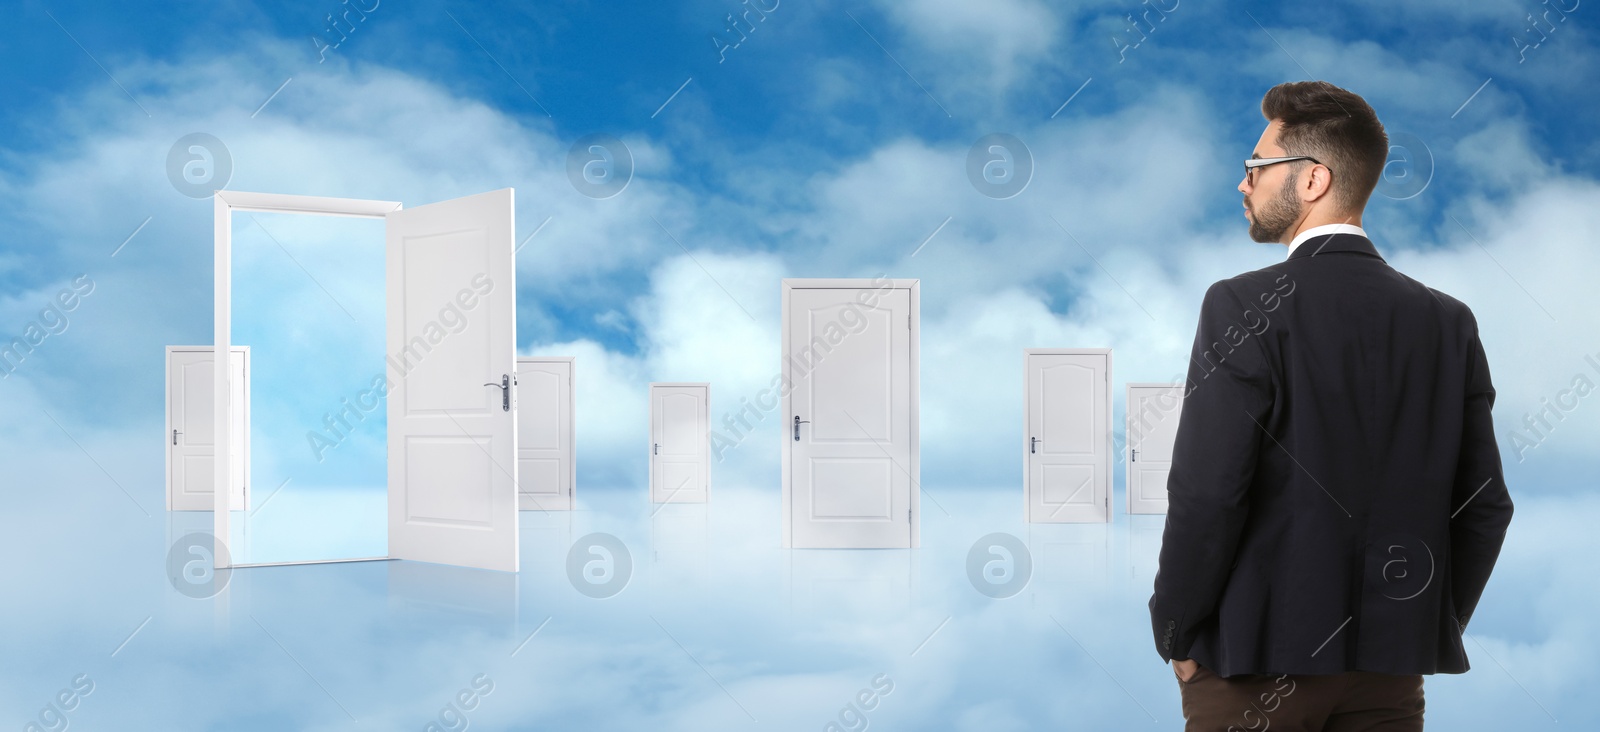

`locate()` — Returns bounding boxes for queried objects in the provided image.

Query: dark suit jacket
[1148,232,1514,677]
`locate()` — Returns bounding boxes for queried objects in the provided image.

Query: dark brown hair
[1260,81,1389,213]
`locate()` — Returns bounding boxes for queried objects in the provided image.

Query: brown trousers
[1176,664,1424,731]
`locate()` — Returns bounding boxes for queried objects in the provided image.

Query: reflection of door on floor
[517,356,575,510]
[1126,383,1184,515]
[649,383,709,504]
[1023,348,1111,523]
[166,346,249,511]
[783,279,919,549]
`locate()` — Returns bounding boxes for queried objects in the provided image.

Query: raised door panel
[386,188,518,572]
[789,288,911,548]
[1127,385,1182,515]
[517,360,572,510]
[169,349,247,511]
[651,385,708,503]
[1026,352,1108,523]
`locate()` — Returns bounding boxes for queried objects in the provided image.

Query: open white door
[517,357,575,510]
[782,279,919,549]
[649,382,709,503]
[1023,348,1111,523]
[1126,382,1183,515]
[166,346,249,511]
[386,188,519,572]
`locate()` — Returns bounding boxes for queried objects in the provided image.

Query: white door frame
[212,191,403,569]
[518,356,576,510]
[649,382,711,503]
[1125,382,1183,515]
[780,278,921,549]
[165,345,251,511]
[1021,347,1113,523]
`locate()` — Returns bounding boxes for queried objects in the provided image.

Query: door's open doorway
[211,189,520,573]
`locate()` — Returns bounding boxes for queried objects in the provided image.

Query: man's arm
[1448,311,1514,633]
[1148,279,1276,663]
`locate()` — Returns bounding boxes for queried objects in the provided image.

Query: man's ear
[1301,164,1334,203]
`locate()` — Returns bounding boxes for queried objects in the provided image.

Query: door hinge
[908,314,911,330]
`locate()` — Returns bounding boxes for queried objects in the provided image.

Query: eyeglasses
[1244,155,1324,187]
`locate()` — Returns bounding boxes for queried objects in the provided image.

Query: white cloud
[5,35,1595,500]
[870,0,1062,97]
[1452,118,1558,194]
[1235,30,1496,120]
[0,18,1596,732]
[1390,177,1600,470]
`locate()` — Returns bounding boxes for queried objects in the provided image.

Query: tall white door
[650,383,709,503]
[386,188,519,572]
[517,357,574,510]
[166,346,249,511]
[1126,383,1183,514]
[785,282,917,549]
[1024,349,1111,523]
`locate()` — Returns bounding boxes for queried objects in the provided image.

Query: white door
[517,357,574,510]
[386,188,519,572]
[166,346,249,511]
[1023,349,1111,523]
[784,281,918,549]
[650,383,709,503]
[1126,383,1183,514]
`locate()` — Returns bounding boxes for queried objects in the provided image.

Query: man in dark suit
[1148,81,1515,731]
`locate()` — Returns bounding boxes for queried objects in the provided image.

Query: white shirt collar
[1287,223,1367,258]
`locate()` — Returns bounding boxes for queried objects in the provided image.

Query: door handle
[1030,436,1037,454]
[794,415,810,441]
[173,429,181,446]
[483,374,510,412]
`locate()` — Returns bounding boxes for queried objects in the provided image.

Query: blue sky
[2,0,1598,728]
[3,0,1597,491]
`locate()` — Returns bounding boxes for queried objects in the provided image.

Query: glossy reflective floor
[2,483,1586,730]
[228,486,387,565]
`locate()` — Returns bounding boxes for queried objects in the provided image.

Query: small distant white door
[783,279,919,549]
[1023,349,1111,523]
[650,383,709,503]
[1126,383,1184,515]
[166,346,249,511]
[517,357,574,510]
[386,188,519,573]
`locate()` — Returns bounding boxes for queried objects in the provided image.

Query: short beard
[1247,172,1303,243]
